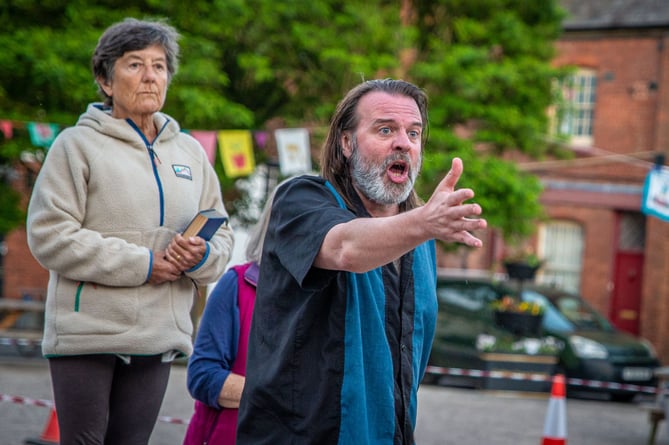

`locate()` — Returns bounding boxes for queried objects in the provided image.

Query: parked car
[427,272,660,401]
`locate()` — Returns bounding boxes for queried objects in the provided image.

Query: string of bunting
[0,118,313,179]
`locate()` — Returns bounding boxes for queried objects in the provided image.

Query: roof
[560,0,669,30]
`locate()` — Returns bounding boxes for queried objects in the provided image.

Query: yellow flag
[217,130,255,177]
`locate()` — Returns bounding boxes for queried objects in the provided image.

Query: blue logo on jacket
[173,165,192,180]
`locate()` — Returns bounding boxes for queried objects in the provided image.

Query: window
[552,68,597,146]
[537,221,584,293]
[618,211,645,252]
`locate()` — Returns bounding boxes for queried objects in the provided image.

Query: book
[182,208,228,240]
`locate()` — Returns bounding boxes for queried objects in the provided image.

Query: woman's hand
[166,233,207,271]
[148,251,182,284]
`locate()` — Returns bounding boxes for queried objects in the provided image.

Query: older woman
[26,18,234,444]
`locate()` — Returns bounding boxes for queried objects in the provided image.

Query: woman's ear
[97,76,112,97]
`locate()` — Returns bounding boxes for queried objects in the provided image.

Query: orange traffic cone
[24,407,60,445]
[541,374,567,445]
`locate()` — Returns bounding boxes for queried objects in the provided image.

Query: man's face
[343,91,423,206]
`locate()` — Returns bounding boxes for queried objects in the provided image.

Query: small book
[182,208,228,240]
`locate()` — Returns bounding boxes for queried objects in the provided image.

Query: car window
[554,294,613,330]
[522,290,573,332]
[523,289,614,332]
[437,282,501,312]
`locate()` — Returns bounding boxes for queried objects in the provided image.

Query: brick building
[1,160,47,303]
[438,0,669,364]
[3,0,669,363]
[518,0,669,363]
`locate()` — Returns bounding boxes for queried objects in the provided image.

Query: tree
[0,0,568,245]
[407,0,569,243]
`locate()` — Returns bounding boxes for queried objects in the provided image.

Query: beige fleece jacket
[26,103,234,358]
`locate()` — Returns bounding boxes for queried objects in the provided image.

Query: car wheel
[15,342,40,357]
[421,372,438,386]
[610,392,636,403]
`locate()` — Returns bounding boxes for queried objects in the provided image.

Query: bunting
[27,122,59,148]
[641,166,669,222]
[0,120,12,140]
[189,130,218,165]
[275,128,311,176]
[0,118,322,179]
[254,131,269,150]
[217,130,255,178]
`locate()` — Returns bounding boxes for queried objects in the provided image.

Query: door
[609,212,646,335]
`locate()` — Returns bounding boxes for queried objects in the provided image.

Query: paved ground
[0,349,666,445]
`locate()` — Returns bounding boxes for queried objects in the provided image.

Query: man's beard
[349,138,420,205]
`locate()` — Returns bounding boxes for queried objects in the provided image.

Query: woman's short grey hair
[245,173,317,263]
[244,178,287,263]
[92,18,180,106]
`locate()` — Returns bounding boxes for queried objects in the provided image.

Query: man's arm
[315,157,486,273]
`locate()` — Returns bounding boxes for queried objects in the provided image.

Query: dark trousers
[49,354,171,445]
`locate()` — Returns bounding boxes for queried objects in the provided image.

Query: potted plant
[502,243,543,281]
[475,333,562,392]
[476,333,562,356]
[491,295,544,337]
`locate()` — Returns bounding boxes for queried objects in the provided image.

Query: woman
[182,181,277,445]
[26,18,234,444]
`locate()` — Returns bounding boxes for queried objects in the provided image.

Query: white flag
[275,128,311,176]
[641,166,669,222]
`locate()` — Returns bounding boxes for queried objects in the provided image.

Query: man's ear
[341,132,352,158]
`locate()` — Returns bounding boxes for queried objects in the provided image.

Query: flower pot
[504,261,539,280]
[494,310,543,337]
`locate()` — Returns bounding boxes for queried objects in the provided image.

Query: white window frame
[537,221,584,293]
[553,68,597,146]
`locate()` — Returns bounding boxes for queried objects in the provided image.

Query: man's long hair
[319,79,429,211]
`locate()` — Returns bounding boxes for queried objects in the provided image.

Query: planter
[504,261,540,280]
[479,352,557,392]
[494,310,543,337]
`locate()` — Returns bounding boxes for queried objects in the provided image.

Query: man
[237,79,486,444]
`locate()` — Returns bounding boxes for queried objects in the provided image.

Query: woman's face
[98,44,169,121]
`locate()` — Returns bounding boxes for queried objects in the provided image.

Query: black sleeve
[270,176,356,287]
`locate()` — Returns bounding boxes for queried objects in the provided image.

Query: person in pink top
[182,182,276,445]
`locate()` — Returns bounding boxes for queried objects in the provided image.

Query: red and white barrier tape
[425,365,658,394]
[0,394,190,425]
[0,394,52,408]
[0,364,658,427]
[158,415,189,425]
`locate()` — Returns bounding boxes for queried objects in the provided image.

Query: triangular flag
[642,166,669,222]
[0,120,13,140]
[217,130,255,178]
[27,122,59,148]
[254,131,269,150]
[275,128,311,176]
[190,130,218,165]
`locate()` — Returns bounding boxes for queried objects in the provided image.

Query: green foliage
[0,0,567,240]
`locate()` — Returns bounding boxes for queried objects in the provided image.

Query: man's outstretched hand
[422,157,487,247]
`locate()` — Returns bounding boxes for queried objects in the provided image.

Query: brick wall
[2,162,48,301]
[3,228,48,300]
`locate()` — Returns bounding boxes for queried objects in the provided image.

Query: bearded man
[237,79,487,445]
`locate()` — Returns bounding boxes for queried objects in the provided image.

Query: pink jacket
[182,262,257,444]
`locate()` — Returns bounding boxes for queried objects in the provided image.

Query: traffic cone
[541,374,567,445]
[24,407,59,444]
